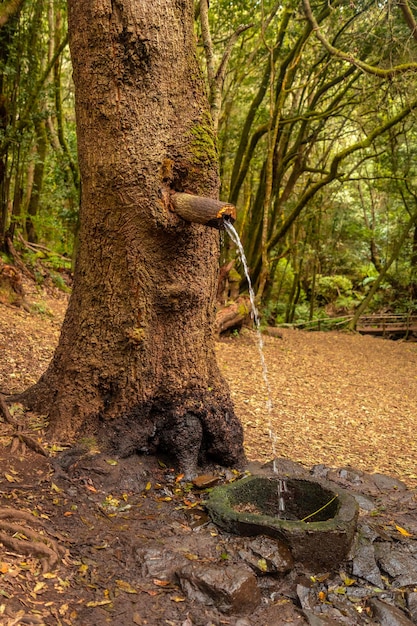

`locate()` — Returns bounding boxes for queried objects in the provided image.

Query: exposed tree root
[0,393,19,427]
[16,433,48,456]
[0,508,63,572]
[0,393,48,457]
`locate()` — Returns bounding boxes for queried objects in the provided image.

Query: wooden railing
[277,314,417,338]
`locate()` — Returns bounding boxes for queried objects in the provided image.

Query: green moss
[228,268,241,282]
[237,302,250,316]
[189,111,218,167]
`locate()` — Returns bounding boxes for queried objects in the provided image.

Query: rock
[406,591,417,623]
[372,474,408,492]
[327,467,364,487]
[310,465,330,480]
[266,458,311,479]
[177,563,261,614]
[296,582,317,611]
[138,547,188,580]
[367,598,415,625]
[352,493,376,511]
[374,543,417,587]
[238,536,294,575]
[351,543,384,588]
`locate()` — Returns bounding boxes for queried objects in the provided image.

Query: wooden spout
[170,192,236,229]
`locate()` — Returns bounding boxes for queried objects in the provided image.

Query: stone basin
[206,475,358,569]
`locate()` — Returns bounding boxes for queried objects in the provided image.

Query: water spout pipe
[170,192,236,229]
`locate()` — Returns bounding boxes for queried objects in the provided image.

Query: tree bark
[18,0,245,476]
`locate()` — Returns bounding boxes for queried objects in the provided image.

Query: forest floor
[0,281,417,625]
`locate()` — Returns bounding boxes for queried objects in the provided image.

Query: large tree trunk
[19,0,245,475]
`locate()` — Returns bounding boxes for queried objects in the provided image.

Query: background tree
[207,0,417,321]
[0,0,77,253]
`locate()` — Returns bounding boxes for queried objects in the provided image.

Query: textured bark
[20,0,245,475]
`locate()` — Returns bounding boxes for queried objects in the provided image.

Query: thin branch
[303,0,417,77]
[199,0,215,87]
[268,94,417,250]
[398,0,417,43]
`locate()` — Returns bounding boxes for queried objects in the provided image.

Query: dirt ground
[1,282,417,625]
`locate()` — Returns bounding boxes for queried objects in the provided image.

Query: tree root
[0,393,48,457]
[0,508,64,572]
[0,393,19,427]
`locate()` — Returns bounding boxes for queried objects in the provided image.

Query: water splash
[223,221,287,512]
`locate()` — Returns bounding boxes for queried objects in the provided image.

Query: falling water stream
[223,221,287,512]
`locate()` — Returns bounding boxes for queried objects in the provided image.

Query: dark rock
[375,543,417,587]
[296,582,317,611]
[238,536,293,575]
[406,591,417,623]
[327,467,364,487]
[352,493,376,511]
[264,458,312,479]
[372,474,408,492]
[351,543,384,588]
[137,547,188,580]
[177,563,261,614]
[367,598,415,625]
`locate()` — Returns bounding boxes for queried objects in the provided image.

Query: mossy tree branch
[303,0,417,77]
[268,94,417,252]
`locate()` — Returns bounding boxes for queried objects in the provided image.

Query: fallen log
[215,296,251,335]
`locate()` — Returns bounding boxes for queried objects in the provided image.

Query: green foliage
[30,301,54,317]
[1,0,417,326]
[315,275,353,304]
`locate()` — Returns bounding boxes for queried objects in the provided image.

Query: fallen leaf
[257,558,268,572]
[395,524,413,537]
[116,579,138,594]
[86,600,112,607]
[153,579,171,587]
[4,473,19,483]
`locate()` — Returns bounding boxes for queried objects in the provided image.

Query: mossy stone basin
[206,475,358,569]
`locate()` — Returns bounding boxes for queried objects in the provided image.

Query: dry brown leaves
[216,328,417,487]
